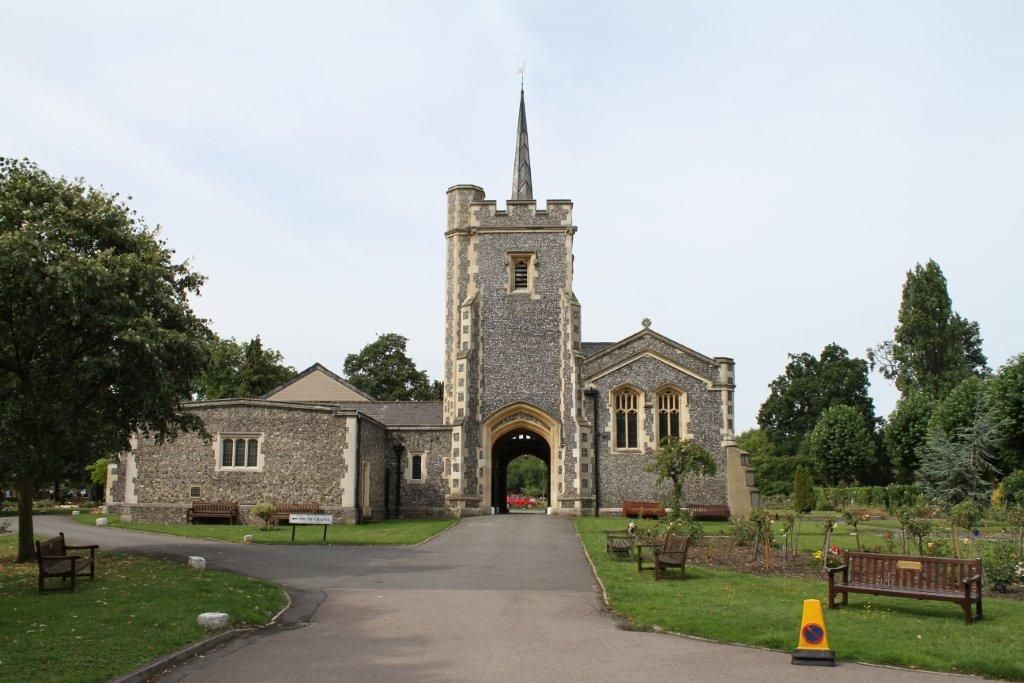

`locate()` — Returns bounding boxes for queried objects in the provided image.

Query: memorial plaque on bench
[896,560,923,571]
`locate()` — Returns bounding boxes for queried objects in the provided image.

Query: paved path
[24,515,963,682]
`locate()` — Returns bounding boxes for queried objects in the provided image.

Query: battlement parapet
[470,198,573,229]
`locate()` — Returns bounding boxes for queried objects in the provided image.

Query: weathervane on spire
[517,62,525,91]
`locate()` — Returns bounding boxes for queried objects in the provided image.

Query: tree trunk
[16,476,36,563]
[53,479,61,503]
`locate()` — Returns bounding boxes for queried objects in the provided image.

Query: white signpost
[288,513,334,542]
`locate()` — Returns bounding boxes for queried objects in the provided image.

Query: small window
[218,435,260,470]
[412,454,423,480]
[190,486,201,498]
[508,252,535,293]
[513,260,529,289]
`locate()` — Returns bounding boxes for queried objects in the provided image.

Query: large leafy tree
[883,392,935,482]
[0,159,211,561]
[195,335,294,399]
[808,405,877,485]
[990,354,1024,472]
[757,343,876,456]
[869,260,988,398]
[343,333,438,401]
[644,437,717,511]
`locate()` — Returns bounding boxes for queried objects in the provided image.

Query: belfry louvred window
[615,390,639,449]
[513,259,529,290]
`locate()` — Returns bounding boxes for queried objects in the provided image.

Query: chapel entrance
[490,428,550,514]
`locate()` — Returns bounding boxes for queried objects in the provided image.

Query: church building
[107,91,758,522]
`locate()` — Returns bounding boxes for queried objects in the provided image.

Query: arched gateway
[482,404,559,513]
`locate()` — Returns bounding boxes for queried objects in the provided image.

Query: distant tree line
[743,259,1024,508]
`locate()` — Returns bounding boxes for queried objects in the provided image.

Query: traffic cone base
[791,599,836,667]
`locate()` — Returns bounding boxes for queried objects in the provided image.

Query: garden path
[25,514,965,682]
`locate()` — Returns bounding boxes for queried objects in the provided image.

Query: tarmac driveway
[24,514,962,682]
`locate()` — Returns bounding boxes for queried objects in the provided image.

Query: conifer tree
[869,260,988,399]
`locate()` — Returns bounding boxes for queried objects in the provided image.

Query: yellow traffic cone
[791,598,836,666]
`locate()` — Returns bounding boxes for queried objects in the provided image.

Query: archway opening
[491,428,550,514]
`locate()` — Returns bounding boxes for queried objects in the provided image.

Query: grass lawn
[576,518,1024,680]
[0,533,287,683]
[73,513,457,545]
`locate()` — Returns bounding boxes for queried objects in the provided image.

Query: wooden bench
[36,532,98,593]
[828,551,983,624]
[272,503,321,525]
[622,500,667,519]
[186,501,239,525]
[605,530,636,556]
[684,504,731,520]
[653,533,691,580]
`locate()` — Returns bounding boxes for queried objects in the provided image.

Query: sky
[3,2,1022,431]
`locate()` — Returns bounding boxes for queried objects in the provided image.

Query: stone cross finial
[641,318,652,329]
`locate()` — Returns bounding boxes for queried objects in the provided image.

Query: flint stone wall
[127,403,349,523]
[358,418,393,520]
[587,354,727,508]
[396,428,452,517]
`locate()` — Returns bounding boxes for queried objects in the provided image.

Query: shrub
[251,503,276,528]
[793,466,816,515]
[986,542,1019,591]
[661,509,705,545]
[729,518,758,547]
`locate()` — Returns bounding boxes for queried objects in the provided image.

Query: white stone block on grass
[197,612,230,629]
[187,556,207,570]
[242,534,254,544]
[95,517,108,526]
[72,510,80,516]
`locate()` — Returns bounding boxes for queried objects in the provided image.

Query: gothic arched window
[656,389,686,445]
[614,389,640,449]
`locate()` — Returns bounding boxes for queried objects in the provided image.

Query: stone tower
[443,89,590,515]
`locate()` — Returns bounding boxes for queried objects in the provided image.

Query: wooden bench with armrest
[36,532,98,593]
[827,551,982,624]
[186,501,239,525]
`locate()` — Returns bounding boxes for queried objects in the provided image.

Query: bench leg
[976,595,983,621]
[963,601,973,625]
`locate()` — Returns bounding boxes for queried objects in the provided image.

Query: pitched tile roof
[330,401,444,427]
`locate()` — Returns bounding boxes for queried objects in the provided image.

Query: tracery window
[614,389,639,449]
[656,389,685,445]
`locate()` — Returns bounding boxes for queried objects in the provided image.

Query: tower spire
[512,85,533,200]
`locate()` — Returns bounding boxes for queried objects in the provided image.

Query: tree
[195,335,294,400]
[0,159,210,561]
[917,397,1001,506]
[869,260,988,398]
[990,354,1024,472]
[644,437,717,512]
[883,392,935,482]
[792,465,817,515]
[758,344,876,456]
[736,428,774,459]
[343,333,436,401]
[808,405,877,485]
[928,376,987,439]
[507,455,547,498]
[236,336,294,397]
